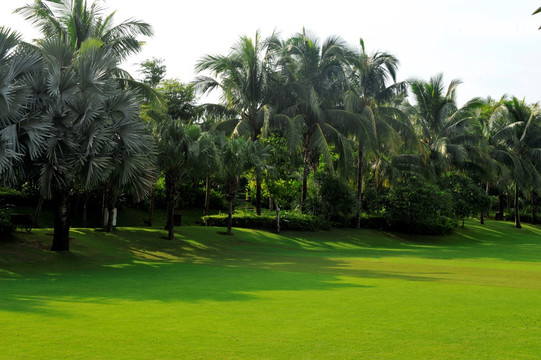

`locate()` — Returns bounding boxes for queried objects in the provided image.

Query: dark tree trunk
[82,193,90,228]
[165,172,180,240]
[33,195,44,227]
[256,172,262,216]
[275,201,281,233]
[227,195,234,236]
[148,187,155,226]
[531,190,537,225]
[300,163,310,213]
[515,183,522,229]
[51,190,71,252]
[204,176,210,217]
[498,192,505,220]
[105,188,117,233]
[355,149,364,229]
[269,196,274,211]
[480,211,484,225]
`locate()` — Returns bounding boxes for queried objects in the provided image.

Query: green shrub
[201,210,329,231]
[304,171,356,225]
[0,204,15,239]
[383,177,456,235]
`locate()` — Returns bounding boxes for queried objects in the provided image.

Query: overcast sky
[1,0,540,106]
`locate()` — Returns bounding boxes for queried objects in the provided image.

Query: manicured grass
[1,220,541,359]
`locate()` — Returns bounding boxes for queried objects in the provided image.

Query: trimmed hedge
[201,211,330,231]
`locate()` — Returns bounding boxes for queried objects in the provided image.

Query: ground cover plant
[1,220,540,359]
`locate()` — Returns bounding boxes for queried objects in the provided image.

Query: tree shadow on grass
[0,227,446,315]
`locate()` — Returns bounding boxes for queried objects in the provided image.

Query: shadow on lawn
[0,227,444,315]
[1,219,541,314]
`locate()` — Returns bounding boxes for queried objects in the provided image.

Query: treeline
[1,1,540,250]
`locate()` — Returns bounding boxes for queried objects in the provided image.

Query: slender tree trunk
[165,172,179,240]
[498,192,505,220]
[355,149,364,229]
[480,211,484,225]
[269,196,274,211]
[300,163,310,213]
[515,183,522,229]
[148,187,155,226]
[227,193,234,236]
[531,190,537,225]
[275,201,281,233]
[51,190,70,252]
[33,195,44,227]
[82,193,89,228]
[105,188,117,233]
[256,172,262,216]
[204,176,210,216]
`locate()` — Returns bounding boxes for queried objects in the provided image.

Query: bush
[383,177,456,235]
[304,171,356,225]
[0,204,15,239]
[201,210,330,231]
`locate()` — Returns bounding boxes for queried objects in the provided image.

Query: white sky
[1,0,540,106]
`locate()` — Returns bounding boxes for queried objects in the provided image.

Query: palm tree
[157,121,201,240]
[195,31,278,215]
[220,137,250,235]
[16,0,152,59]
[33,36,154,250]
[409,74,484,176]
[344,39,413,228]
[489,97,541,228]
[16,0,160,103]
[0,27,47,185]
[274,30,354,212]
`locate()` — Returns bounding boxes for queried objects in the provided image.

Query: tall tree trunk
[498,192,505,220]
[165,172,179,240]
[515,183,522,229]
[355,149,364,229]
[33,195,44,227]
[204,176,210,216]
[148,187,155,226]
[82,192,90,228]
[300,163,309,213]
[51,190,70,252]
[105,187,117,233]
[531,190,537,225]
[227,193,234,236]
[256,172,262,216]
[275,201,280,233]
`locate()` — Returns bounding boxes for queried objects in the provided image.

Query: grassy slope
[1,220,540,359]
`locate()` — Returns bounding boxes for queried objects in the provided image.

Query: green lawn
[1,220,541,359]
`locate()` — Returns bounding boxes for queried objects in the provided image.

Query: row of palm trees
[1,1,540,250]
[193,29,541,230]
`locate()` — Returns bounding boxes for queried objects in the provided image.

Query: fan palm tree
[33,36,155,250]
[274,30,354,212]
[195,31,278,215]
[0,27,47,185]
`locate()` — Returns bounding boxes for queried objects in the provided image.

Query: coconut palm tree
[16,0,160,102]
[220,137,251,235]
[195,31,278,215]
[16,0,152,59]
[344,39,415,228]
[409,74,484,176]
[274,30,354,212]
[489,97,541,228]
[157,121,201,240]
